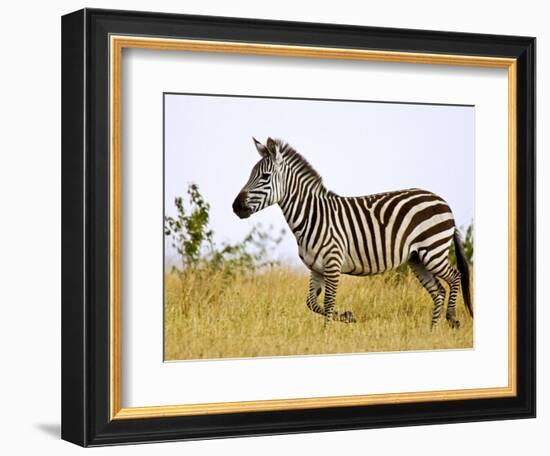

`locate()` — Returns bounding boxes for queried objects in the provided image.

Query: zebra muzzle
[232,192,251,219]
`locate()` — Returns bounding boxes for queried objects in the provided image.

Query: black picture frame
[62,8,535,447]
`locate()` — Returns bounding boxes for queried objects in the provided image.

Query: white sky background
[164,94,474,267]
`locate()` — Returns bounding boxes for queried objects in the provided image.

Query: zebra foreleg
[409,259,447,328]
[323,264,356,324]
[306,271,326,317]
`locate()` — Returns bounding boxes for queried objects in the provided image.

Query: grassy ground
[164,267,473,361]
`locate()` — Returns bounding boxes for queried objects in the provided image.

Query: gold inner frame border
[109,35,517,420]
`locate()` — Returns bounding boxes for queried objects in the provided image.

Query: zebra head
[232,137,285,219]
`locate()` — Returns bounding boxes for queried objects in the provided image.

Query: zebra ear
[266,137,283,165]
[266,137,276,153]
[252,137,269,158]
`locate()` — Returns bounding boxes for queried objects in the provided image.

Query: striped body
[233,138,472,327]
[289,189,455,277]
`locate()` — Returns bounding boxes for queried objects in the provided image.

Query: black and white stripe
[233,137,472,327]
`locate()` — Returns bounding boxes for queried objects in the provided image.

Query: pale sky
[164,94,474,266]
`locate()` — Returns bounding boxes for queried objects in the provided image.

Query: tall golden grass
[164,267,473,361]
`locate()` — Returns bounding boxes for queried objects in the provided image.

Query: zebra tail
[454,229,473,318]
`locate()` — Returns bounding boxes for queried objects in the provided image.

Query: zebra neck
[278,180,329,236]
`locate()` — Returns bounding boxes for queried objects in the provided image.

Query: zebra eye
[261,172,271,180]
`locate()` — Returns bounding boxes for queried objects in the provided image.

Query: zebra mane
[275,139,324,184]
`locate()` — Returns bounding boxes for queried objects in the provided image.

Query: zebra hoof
[337,311,356,323]
[447,318,461,329]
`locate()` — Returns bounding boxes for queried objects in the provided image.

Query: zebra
[232,137,473,328]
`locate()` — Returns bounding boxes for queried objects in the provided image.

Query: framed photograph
[61,8,535,447]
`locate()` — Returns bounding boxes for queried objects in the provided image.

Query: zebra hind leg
[409,258,447,328]
[437,264,462,329]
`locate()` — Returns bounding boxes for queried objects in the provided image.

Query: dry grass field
[164,266,473,361]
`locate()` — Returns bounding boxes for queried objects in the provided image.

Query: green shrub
[164,183,284,275]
